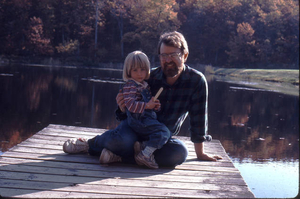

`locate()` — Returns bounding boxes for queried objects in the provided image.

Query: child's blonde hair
[123,51,151,81]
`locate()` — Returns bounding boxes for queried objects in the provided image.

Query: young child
[122,51,171,169]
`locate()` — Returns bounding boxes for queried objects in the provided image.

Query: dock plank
[0,124,255,198]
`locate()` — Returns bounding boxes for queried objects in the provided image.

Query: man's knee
[167,144,188,166]
[154,139,188,167]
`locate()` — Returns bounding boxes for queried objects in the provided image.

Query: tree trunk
[118,14,124,58]
[94,0,99,54]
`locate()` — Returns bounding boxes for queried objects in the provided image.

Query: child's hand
[145,97,160,110]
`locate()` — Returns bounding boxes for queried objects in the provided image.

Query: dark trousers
[88,119,188,167]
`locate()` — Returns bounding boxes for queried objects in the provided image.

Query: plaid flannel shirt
[117,65,210,143]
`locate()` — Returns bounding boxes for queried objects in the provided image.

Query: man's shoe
[99,148,122,164]
[63,138,89,154]
[135,152,159,169]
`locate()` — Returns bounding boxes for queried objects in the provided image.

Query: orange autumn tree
[226,22,258,64]
[124,0,181,61]
[51,0,106,57]
[180,0,299,67]
[256,0,299,64]
[0,0,298,66]
[26,17,54,55]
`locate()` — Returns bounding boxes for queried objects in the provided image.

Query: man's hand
[116,89,125,112]
[194,142,222,161]
[154,99,161,111]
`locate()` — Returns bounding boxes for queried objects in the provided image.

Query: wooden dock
[0,124,255,198]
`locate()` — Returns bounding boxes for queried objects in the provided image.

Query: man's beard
[163,62,179,77]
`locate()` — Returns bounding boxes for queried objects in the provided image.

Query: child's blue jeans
[127,109,171,149]
[125,81,171,149]
[88,119,188,167]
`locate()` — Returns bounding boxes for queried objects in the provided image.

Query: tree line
[0,0,299,68]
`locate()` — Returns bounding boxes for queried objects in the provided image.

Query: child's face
[130,67,147,83]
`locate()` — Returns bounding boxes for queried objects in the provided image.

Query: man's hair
[123,51,151,81]
[157,31,189,55]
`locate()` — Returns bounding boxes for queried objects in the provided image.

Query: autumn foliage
[0,0,298,68]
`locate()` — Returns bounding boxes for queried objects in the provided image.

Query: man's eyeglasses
[159,52,182,60]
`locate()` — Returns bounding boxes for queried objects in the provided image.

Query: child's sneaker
[135,152,159,169]
[99,148,122,164]
[63,138,89,154]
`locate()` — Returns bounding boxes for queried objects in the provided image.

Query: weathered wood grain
[0,124,255,198]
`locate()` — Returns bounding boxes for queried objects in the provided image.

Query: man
[63,31,222,168]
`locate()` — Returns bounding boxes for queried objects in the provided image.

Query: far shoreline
[1,61,299,87]
[206,67,299,86]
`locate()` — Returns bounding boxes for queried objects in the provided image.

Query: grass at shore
[210,67,299,85]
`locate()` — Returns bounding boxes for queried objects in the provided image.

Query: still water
[0,65,299,198]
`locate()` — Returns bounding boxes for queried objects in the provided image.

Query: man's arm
[189,72,222,161]
[194,142,222,161]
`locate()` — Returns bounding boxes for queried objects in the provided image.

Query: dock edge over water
[0,124,255,198]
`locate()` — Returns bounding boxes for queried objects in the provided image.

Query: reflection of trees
[228,103,251,127]
[54,77,76,91]
[1,67,298,163]
[0,69,53,152]
[222,128,299,162]
[1,131,22,152]
[52,79,121,129]
[26,75,53,110]
[208,81,299,162]
[1,67,121,152]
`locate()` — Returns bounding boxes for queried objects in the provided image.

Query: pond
[0,64,299,198]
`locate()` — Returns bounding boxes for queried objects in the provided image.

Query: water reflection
[1,65,298,197]
[0,65,122,152]
[0,65,299,164]
[208,80,299,162]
